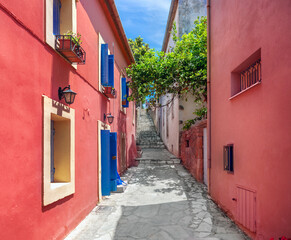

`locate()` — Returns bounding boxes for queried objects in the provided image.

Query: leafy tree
[127,17,207,128]
[128,36,150,63]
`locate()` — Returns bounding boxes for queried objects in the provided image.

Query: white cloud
[115,0,172,50]
[116,0,171,13]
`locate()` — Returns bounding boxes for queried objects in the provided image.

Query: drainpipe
[207,0,212,194]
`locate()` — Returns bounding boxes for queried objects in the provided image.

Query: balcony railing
[55,35,86,64]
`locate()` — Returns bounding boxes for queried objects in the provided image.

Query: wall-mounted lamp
[104,113,114,124]
[58,85,77,105]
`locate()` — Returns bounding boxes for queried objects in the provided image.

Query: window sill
[229,81,261,100]
[50,182,70,189]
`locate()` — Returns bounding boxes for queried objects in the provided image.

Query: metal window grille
[240,59,261,91]
[223,144,233,172]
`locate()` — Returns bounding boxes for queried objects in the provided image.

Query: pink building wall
[208,0,291,239]
[0,1,136,239]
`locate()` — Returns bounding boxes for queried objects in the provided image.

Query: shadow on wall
[50,47,71,103]
[117,110,127,174]
[127,134,138,168]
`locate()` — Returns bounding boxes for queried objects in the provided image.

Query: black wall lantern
[58,85,77,105]
[104,113,114,124]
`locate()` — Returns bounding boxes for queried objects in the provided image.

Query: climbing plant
[126,17,207,128]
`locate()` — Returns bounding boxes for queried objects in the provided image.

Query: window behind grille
[223,144,233,172]
[231,49,261,97]
[240,59,261,91]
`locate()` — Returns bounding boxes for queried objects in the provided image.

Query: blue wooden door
[101,130,110,196]
[110,132,117,191]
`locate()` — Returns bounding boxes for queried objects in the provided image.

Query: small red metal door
[236,186,256,233]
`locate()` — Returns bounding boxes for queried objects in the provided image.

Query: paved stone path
[65,162,249,240]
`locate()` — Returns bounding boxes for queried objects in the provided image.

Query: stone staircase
[136,109,165,149]
[136,108,180,165]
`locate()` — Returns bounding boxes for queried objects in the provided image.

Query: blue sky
[115,0,172,51]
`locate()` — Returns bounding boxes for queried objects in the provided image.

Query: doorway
[203,128,208,186]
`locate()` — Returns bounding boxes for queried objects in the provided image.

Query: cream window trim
[97,120,110,201]
[45,0,55,48]
[43,95,75,206]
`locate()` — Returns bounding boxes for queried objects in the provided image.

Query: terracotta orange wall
[209,0,291,239]
[0,1,136,239]
[180,120,206,182]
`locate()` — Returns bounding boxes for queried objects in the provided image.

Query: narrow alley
[65,160,248,240]
[65,110,249,240]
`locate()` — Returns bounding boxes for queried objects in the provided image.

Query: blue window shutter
[122,77,127,107]
[101,44,109,86]
[110,132,117,192]
[101,130,111,196]
[108,55,114,88]
[53,0,61,35]
[122,78,129,108]
[125,81,129,107]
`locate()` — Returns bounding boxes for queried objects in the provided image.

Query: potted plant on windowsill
[55,31,86,64]
[61,31,82,50]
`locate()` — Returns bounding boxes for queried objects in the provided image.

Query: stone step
[138,132,160,136]
[113,184,127,193]
[137,145,166,149]
[137,136,161,140]
[137,139,163,143]
[135,158,181,165]
[137,143,164,147]
[137,140,164,144]
[137,109,165,151]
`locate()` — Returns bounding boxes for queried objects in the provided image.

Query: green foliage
[64,31,82,45]
[182,106,207,130]
[128,36,150,63]
[127,17,207,121]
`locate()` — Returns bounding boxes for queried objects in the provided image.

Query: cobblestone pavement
[65,162,250,240]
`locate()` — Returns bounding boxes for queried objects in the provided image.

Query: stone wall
[178,0,207,37]
[180,120,206,182]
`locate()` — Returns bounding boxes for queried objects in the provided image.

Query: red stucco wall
[208,0,291,239]
[180,120,206,183]
[0,1,136,239]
